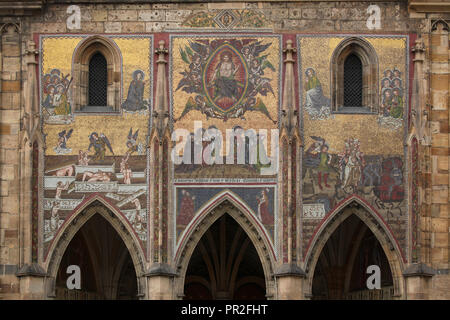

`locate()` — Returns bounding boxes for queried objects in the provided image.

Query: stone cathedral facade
[0,0,448,300]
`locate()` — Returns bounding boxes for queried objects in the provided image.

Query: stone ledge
[403,263,436,278]
[409,2,450,13]
[15,263,47,278]
[274,263,306,278]
[145,263,177,277]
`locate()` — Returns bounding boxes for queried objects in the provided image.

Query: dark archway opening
[311,215,393,300]
[55,214,138,300]
[184,214,266,300]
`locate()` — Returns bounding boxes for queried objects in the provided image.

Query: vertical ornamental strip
[147,40,175,299]
[275,39,305,299]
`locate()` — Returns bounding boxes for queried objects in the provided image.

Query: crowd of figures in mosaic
[41,68,74,124]
[378,67,405,130]
[175,38,277,122]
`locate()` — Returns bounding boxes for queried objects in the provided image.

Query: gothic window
[343,54,363,107]
[331,37,379,112]
[72,36,121,112]
[88,53,108,106]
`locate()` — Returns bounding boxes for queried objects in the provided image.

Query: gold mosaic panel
[172,36,280,137]
[44,114,149,156]
[300,36,407,155]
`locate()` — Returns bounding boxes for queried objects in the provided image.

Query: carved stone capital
[155,40,168,64]
[283,39,296,63]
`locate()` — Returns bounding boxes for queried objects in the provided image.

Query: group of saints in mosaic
[39,34,407,259]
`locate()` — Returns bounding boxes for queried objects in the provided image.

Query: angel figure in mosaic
[54,128,73,154]
[88,132,114,161]
[125,128,140,155]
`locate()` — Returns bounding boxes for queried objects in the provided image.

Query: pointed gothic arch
[304,197,405,299]
[44,197,146,299]
[431,19,450,33]
[174,192,276,299]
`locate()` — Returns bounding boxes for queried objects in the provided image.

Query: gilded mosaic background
[40,35,153,257]
[298,35,409,260]
[171,35,281,179]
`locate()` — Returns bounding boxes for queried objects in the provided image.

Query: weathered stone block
[208,2,245,10]
[1,43,20,57]
[0,181,9,197]
[2,58,20,74]
[431,186,448,204]
[4,229,17,239]
[3,148,19,165]
[302,8,318,20]
[434,232,449,248]
[80,22,104,33]
[432,133,449,148]
[286,8,302,19]
[152,3,178,10]
[145,22,180,32]
[0,165,15,181]
[104,22,122,33]
[432,173,449,186]
[90,10,108,22]
[0,124,11,135]
[340,20,367,31]
[138,10,165,22]
[114,4,151,10]
[0,135,18,149]
[166,10,192,22]
[121,22,145,33]
[38,22,67,33]
[2,81,20,93]
[108,10,138,22]
[0,110,20,124]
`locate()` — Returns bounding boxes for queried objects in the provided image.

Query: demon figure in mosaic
[175,38,276,122]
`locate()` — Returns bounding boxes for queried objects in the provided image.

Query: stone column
[16,39,46,299]
[147,40,175,299]
[275,39,305,300]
